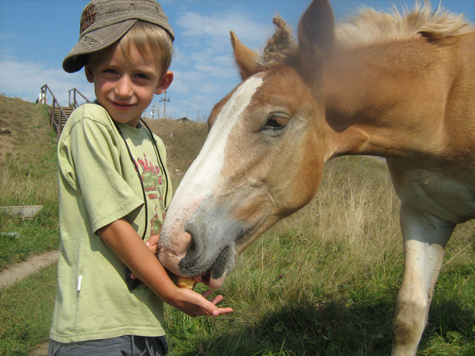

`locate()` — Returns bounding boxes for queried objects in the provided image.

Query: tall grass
[0,94,58,207]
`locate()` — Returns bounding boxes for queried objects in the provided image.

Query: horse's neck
[323,38,454,161]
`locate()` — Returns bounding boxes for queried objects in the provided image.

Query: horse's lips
[192,270,226,289]
[168,269,225,290]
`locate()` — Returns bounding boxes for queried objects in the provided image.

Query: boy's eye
[136,73,150,80]
[103,69,118,75]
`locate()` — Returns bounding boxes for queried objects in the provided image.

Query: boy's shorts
[47,335,168,356]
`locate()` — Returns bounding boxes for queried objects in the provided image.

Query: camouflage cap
[63,0,174,73]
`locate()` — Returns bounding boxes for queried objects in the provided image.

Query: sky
[1,0,474,121]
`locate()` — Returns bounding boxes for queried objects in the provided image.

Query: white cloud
[176,9,271,48]
[194,62,234,79]
[0,59,94,105]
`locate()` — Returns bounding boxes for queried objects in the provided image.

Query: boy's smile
[85,42,173,128]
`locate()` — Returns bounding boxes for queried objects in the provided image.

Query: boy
[49,1,232,355]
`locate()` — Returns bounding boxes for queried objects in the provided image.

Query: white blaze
[160,76,264,247]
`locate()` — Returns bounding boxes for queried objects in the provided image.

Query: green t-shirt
[50,103,172,343]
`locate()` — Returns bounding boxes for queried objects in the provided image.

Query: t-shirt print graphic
[136,152,167,235]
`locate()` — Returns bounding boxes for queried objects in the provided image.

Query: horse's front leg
[391,205,454,356]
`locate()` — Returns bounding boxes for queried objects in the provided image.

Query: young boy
[49,1,232,355]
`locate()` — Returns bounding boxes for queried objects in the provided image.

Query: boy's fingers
[200,293,233,316]
[209,305,233,316]
[177,287,233,317]
[216,306,234,315]
[145,234,160,254]
[201,289,214,299]
[209,294,224,305]
[200,290,229,308]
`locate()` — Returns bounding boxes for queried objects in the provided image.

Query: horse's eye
[262,114,289,132]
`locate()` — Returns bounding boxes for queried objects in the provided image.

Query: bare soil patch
[0,250,59,289]
[30,342,49,356]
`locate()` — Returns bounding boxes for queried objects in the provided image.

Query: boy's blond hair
[120,20,173,74]
[88,20,173,75]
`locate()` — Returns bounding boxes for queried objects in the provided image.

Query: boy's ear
[85,64,94,83]
[155,70,174,95]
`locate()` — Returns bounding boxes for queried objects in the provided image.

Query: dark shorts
[47,335,168,356]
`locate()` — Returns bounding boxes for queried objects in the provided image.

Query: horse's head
[159,0,335,288]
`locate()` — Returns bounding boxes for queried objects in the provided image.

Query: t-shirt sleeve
[66,117,144,233]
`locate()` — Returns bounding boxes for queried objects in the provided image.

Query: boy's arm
[97,218,233,317]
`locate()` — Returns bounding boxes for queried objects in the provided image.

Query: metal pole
[159,91,170,118]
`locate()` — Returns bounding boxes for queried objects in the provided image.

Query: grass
[0,203,59,270]
[0,95,474,355]
[0,264,57,355]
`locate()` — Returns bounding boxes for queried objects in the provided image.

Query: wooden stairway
[41,85,90,140]
[49,105,74,126]
[47,105,74,138]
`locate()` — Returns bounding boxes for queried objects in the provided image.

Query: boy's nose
[115,76,133,98]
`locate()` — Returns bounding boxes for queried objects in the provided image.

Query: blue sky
[1,0,474,121]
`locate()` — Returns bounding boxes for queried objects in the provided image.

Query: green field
[0,95,474,355]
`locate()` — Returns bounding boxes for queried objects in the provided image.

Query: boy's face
[85,42,173,127]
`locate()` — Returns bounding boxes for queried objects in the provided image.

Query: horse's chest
[387,160,475,223]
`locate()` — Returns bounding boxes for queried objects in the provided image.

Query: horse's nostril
[178,230,202,274]
[177,212,237,279]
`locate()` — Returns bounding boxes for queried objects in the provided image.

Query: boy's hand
[168,287,233,317]
[146,233,160,255]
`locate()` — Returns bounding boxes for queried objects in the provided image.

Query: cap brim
[62,19,136,73]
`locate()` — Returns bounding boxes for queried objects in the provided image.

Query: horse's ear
[231,31,263,79]
[297,0,335,86]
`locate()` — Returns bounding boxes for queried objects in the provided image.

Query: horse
[158,1,475,354]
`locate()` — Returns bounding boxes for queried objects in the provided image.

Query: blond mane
[335,1,474,50]
[261,1,474,67]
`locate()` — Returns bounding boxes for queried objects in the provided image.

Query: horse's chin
[202,272,226,290]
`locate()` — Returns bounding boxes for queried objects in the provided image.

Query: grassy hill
[0,95,474,355]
